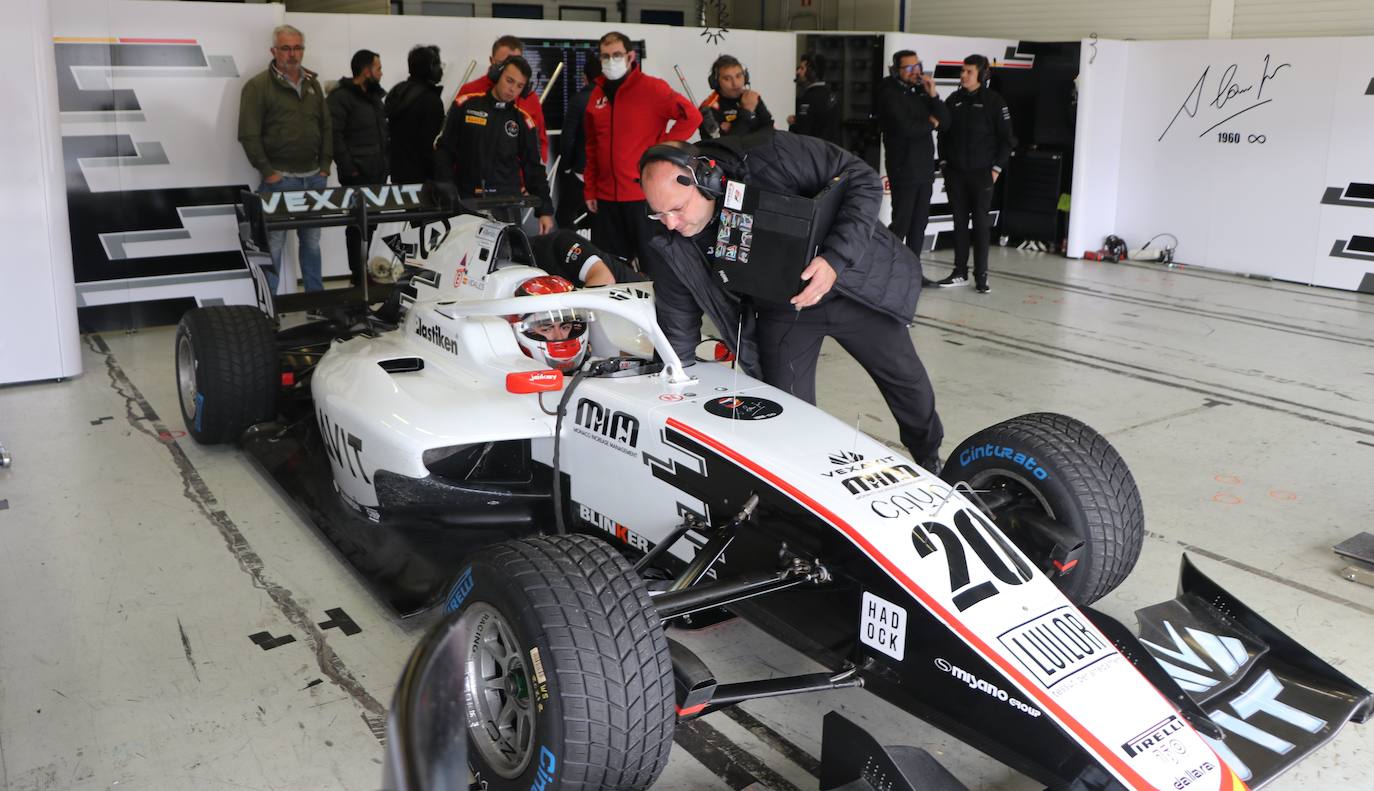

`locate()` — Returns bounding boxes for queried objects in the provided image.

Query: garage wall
[1232,0,1374,38]
[1068,34,1374,293]
[907,0,1212,41]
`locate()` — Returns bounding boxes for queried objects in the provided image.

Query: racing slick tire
[448,534,675,791]
[175,306,278,445]
[941,412,1143,606]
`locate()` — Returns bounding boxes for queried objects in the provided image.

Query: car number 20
[911,508,1034,611]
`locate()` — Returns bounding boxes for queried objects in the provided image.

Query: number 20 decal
[911,509,1034,611]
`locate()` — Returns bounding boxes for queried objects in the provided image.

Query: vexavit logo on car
[997,605,1114,688]
[957,444,1050,480]
[414,318,460,355]
[444,566,474,612]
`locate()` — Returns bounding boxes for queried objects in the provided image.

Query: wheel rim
[176,333,199,422]
[461,603,537,779]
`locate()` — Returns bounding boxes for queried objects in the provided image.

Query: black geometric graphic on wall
[1321,181,1374,293]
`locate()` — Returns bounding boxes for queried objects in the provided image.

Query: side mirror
[506,369,564,394]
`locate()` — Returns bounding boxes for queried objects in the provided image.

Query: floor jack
[1335,532,1374,588]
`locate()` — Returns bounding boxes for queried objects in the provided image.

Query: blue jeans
[259,174,326,292]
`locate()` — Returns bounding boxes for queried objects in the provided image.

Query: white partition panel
[3,0,82,384]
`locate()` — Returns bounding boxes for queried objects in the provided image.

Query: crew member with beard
[328,48,388,285]
[582,30,701,270]
[699,55,773,138]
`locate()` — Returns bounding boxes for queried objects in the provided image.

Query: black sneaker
[921,277,937,288]
[976,282,990,293]
[937,275,970,288]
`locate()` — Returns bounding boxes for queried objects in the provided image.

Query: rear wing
[235,182,537,316]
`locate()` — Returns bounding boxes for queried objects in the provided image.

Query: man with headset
[433,57,554,233]
[877,50,948,286]
[936,54,1014,293]
[787,52,841,145]
[699,55,774,138]
[459,35,549,163]
[636,132,944,472]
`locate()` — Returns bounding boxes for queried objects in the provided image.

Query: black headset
[889,50,918,79]
[707,55,750,93]
[486,55,534,99]
[965,54,990,85]
[638,143,726,198]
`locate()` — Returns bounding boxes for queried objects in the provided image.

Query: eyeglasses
[646,206,687,221]
[900,63,923,73]
[275,45,306,53]
[598,53,627,63]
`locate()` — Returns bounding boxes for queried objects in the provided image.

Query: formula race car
[174,184,1370,791]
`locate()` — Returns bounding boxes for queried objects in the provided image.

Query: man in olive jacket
[238,24,332,293]
[328,49,388,286]
[638,131,944,470]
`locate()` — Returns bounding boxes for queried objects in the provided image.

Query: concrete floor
[2,246,1372,790]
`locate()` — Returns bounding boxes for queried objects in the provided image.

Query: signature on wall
[1158,54,1291,141]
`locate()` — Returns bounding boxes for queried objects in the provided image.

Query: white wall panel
[908,0,1211,42]
[1233,0,1374,39]
[1065,38,1129,259]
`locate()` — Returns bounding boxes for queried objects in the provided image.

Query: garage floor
[2,247,1372,791]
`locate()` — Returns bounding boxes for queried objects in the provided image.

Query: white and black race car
[175,185,1370,791]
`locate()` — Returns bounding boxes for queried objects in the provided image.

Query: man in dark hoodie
[787,52,840,145]
[328,48,388,286]
[386,45,445,185]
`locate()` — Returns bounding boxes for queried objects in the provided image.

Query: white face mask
[602,56,629,81]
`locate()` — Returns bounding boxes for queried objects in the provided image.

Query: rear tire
[448,534,675,791]
[175,306,277,444]
[941,413,1144,606]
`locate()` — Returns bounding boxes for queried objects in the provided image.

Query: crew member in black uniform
[637,134,943,471]
[787,52,841,144]
[528,229,643,286]
[936,54,1014,293]
[699,55,773,138]
[433,56,553,232]
[877,50,949,287]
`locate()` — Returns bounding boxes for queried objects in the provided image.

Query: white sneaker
[937,275,969,288]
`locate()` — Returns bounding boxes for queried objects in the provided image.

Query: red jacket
[458,74,548,163]
[583,67,701,203]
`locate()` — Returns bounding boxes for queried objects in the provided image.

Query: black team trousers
[754,296,944,467]
[592,199,660,276]
[888,180,933,261]
[944,167,994,284]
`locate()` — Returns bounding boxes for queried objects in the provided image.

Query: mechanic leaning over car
[432,56,554,234]
[237,24,332,294]
[327,48,388,287]
[636,132,945,472]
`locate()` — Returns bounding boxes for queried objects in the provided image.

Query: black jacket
[704,93,774,137]
[641,130,925,375]
[327,78,388,184]
[939,86,1015,173]
[434,91,553,216]
[528,230,644,284]
[385,77,444,184]
[789,82,841,144]
[559,87,594,175]
[876,77,949,184]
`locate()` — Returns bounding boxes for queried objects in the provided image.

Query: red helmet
[510,275,590,371]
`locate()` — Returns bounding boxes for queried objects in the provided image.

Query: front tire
[941,413,1144,606]
[175,306,277,444]
[449,535,675,791]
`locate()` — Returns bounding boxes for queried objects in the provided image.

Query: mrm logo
[574,398,639,453]
[414,317,460,355]
[318,410,370,484]
[842,463,919,494]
